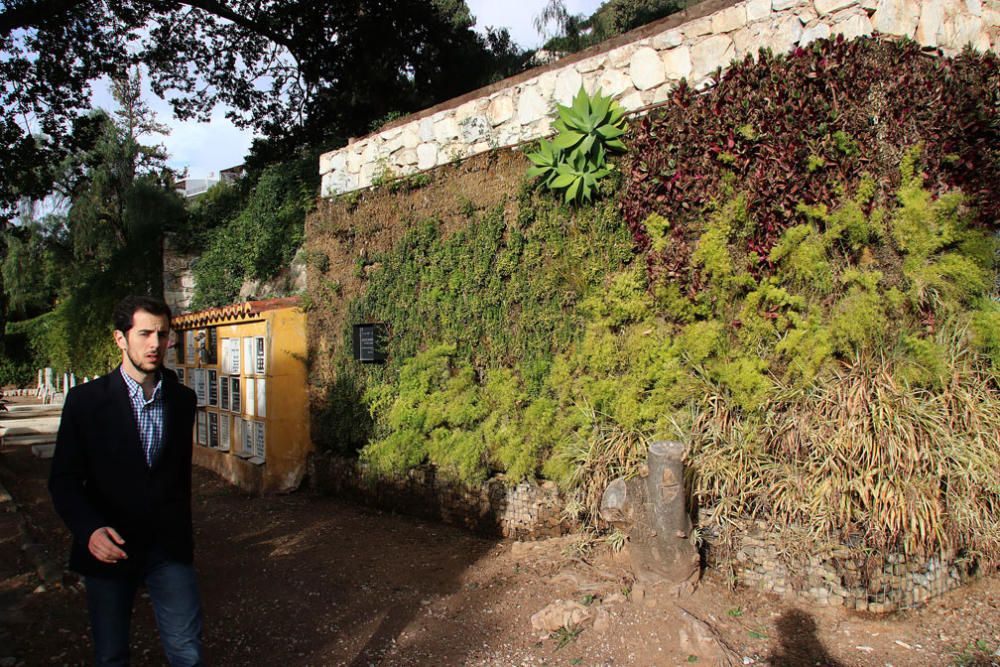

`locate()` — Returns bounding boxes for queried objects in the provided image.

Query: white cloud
[159,110,251,179]
[89,76,253,179]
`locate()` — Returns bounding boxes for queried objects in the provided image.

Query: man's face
[114,309,170,376]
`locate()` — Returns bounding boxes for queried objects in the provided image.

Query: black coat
[49,366,198,577]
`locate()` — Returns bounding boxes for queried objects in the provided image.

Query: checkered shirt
[121,367,165,467]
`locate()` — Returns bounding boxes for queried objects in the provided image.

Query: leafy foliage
[1,214,70,319]
[312,42,1000,567]
[191,156,317,308]
[623,38,1000,288]
[1,80,181,377]
[314,186,635,483]
[527,87,626,204]
[535,0,689,54]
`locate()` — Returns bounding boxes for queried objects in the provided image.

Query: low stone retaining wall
[311,453,982,609]
[720,522,978,613]
[308,453,567,539]
[319,0,999,197]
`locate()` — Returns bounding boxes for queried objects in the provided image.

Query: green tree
[534,0,688,54]
[0,0,530,220]
[1,69,185,376]
[1,212,70,319]
[190,154,317,308]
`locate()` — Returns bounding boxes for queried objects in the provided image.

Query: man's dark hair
[113,296,173,334]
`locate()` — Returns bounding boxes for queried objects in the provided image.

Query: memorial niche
[206,328,219,364]
[209,412,219,449]
[208,369,218,406]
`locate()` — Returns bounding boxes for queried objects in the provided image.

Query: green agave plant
[526,86,628,204]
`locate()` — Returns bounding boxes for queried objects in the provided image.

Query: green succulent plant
[526,86,628,204]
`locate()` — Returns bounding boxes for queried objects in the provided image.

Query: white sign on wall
[194,369,207,406]
[226,338,241,375]
[242,418,254,455]
[255,379,266,418]
[255,421,266,459]
[185,330,196,364]
[219,413,231,452]
[196,411,207,446]
[245,377,255,417]
[243,337,255,375]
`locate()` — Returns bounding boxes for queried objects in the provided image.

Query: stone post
[600,440,700,587]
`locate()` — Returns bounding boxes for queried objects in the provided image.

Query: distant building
[175,164,245,199]
[531,49,565,66]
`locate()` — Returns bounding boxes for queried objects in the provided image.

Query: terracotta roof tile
[172,297,300,329]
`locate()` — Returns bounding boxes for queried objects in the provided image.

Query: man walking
[49,295,203,666]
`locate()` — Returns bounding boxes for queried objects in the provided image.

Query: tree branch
[2,0,297,55]
[174,0,297,52]
[0,0,88,34]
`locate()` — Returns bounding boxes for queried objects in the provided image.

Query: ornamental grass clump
[676,161,1000,567]
[690,344,1000,566]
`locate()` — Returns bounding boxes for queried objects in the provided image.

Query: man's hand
[88,527,127,563]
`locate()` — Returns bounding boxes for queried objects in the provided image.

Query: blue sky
[89,0,605,179]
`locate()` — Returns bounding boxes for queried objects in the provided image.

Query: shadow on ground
[193,472,499,666]
[768,608,844,667]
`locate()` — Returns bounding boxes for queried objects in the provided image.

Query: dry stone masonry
[726,524,976,613]
[319,0,999,197]
[308,453,566,539]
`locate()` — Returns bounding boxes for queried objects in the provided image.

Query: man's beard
[126,347,162,374]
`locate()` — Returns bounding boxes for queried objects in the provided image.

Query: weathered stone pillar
[600,440,700,587]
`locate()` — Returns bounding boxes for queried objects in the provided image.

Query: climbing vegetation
[310,39,1000,567]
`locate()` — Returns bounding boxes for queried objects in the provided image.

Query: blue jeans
[84,547,204,667]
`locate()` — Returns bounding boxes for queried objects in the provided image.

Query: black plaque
[207,369,218,406]
[206,328,218,364]
[352,323,388,363]
[209,412,219,448]
[176,367,185,383]
[220,375,230,411]
[231,377,241,412]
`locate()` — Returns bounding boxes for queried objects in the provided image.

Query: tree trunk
[600,440,700,586]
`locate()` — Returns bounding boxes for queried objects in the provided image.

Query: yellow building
[170,298,310,493]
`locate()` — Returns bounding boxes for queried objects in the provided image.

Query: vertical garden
[307,37,1000,566]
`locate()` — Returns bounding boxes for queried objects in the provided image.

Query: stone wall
[162,237,308,316]
[308,453,567,539]
[714,522,978,613]
[319,0,999,197]
[163,235,197,315]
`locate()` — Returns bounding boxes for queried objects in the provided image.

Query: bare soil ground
[2,411,999,666]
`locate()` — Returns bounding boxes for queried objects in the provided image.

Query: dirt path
[2,437,999,666]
